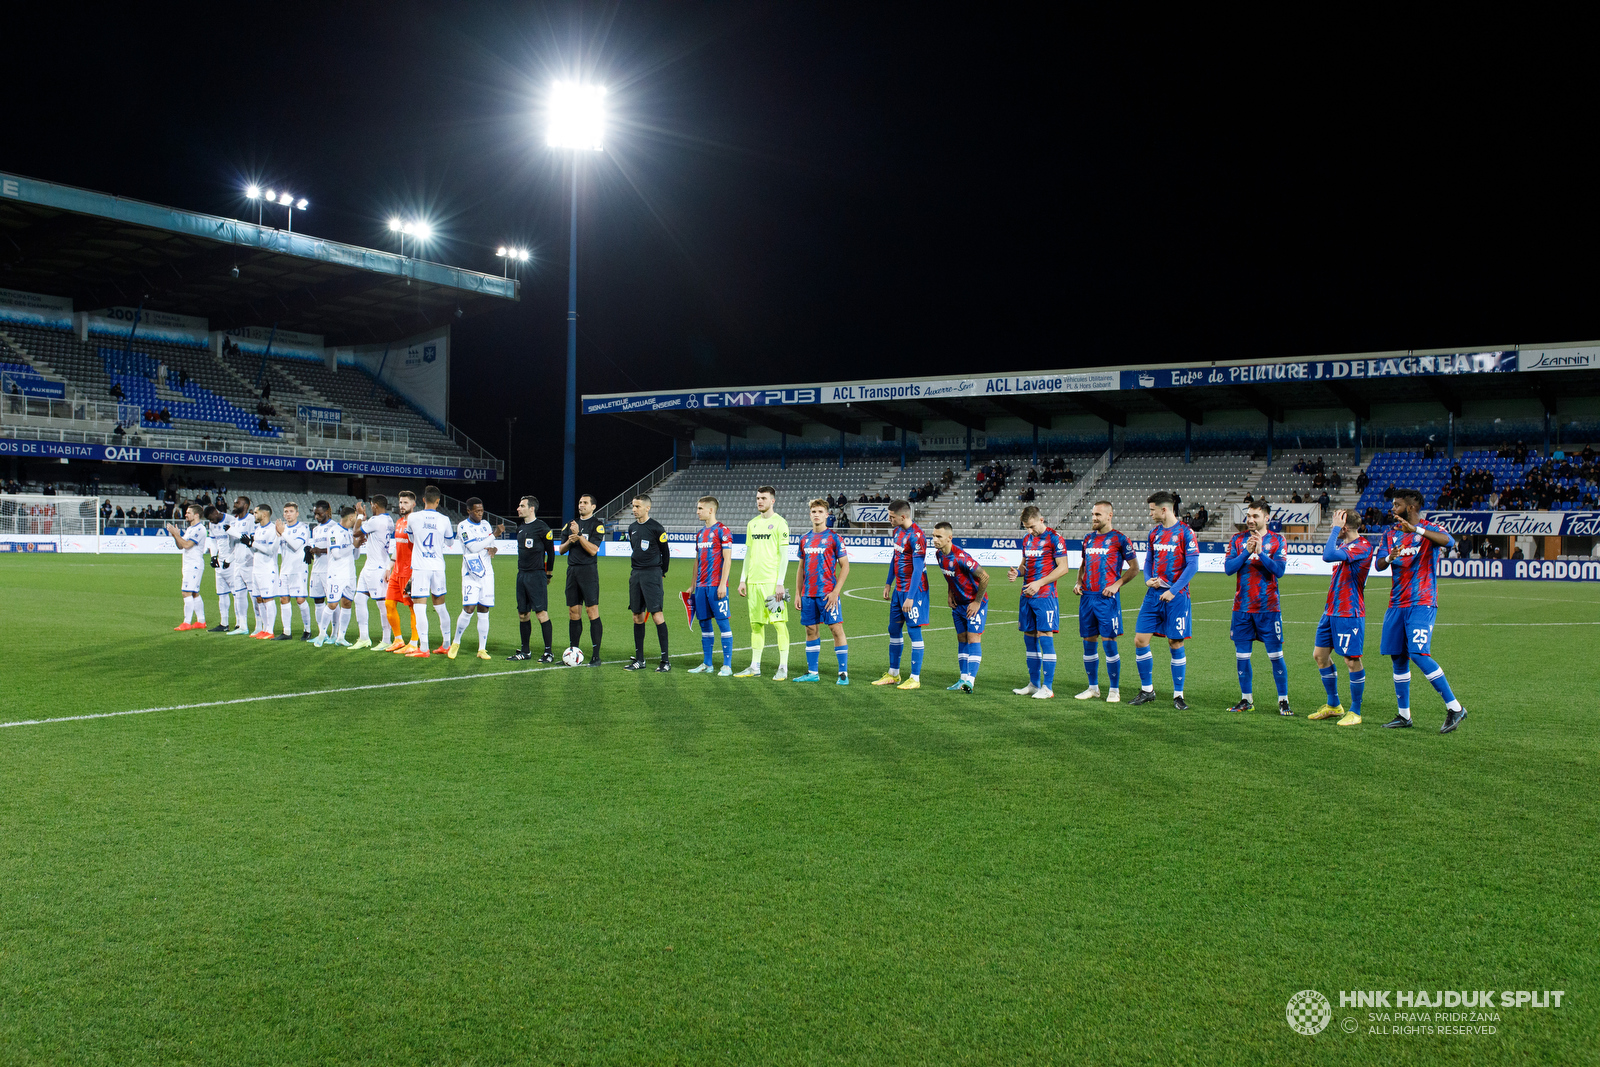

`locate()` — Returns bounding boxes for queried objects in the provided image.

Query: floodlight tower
[251,187,308,232]
[547,80,605,526]
[496,245,531,277]
[388,218,433,259]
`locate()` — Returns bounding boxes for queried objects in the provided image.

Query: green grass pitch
[1,553,1595,1065]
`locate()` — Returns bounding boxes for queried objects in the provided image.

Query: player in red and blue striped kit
[1309,510,1374,726]
[933,522,989,692]
[1007,505,1072,699]
[1224,500,1292,715]
[875,500,930,689]
[1073,502,1139,702]
[686,497,735,675]
[1374,489,1466,733]
[794,500,851,684]
[1132,491,1200,709]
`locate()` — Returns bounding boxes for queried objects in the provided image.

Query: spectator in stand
[113,423,125,438]
[1423,441,1436,460]
[1290,492,1303,504]
[257,416,271,432]
[114,505,125,519]
[109,382,124,400]
[1328,468,1342,490]
[1242,492,1254,507]
[1317,490,1331,511]
[1193,505,1209,532]
[43,483,56,497]
[1514,440,1529,464]
[1449,462,1462,484]
[1355,469,1369,493]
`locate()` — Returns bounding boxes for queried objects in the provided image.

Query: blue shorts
[1136,589,1193,640]
[1380,604,1436,656]
[952,598,988,636]
[1017,595,1061,633]
[1078,592,1124,638]
[1230,610,1283,648]
[800,594,843,626]
[888,588,931,628]
[1315,614,1365,657]
[692,585,730,624]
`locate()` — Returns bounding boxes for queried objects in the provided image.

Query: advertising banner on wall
[0,437,496,481]
[350,327,449,428]
[0,287,72,330]
[1231,502,1322,527]
[1422,510,1599,536]
[223,325,325,362]
[81,307,210,347]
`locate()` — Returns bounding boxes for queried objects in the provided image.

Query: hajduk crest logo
[1286,990,1332,1035]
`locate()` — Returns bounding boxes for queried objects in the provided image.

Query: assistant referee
[624,493,671,672]
[508,494,556,662]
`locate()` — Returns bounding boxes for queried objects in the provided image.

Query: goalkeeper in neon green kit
[735,485,792,679]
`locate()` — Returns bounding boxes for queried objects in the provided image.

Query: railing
[298,419,410,451]
[441,492,513,529]
[446,423,504,471]
[1056,447,1114,525]
[2,393,123,425]
[596,457,677,525]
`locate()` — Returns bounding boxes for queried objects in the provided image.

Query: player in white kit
[306,500,336,641]
[205,504,232,631]
[350,496,395,649]
[315,506,362,647]
[402,485,457,658]
[277,502,314,640]
[224,496,256,635]
[164,503,210,630]
[246,504,287,639]
[449,497,499,660]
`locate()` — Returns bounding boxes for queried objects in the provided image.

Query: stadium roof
[0,170,517,346]
[583,343,1600,438]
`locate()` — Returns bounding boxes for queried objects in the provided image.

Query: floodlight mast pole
[562,157,579,526]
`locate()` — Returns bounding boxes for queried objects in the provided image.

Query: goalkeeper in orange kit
[384,490,421,652]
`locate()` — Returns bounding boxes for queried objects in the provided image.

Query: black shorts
[565,565,600,607]
[516,571,549,615]
[628,569,664,614]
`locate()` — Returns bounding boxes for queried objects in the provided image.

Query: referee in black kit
[558,492,605,665]
[508,495,556,662]
[624,493,671,672]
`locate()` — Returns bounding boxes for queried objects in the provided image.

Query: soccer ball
[562,646,585,667]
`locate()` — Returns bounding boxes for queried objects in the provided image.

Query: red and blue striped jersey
[1324,536,1374,617]
[695,522,732,587]
[1145,522,1199,587]
[1080,530,1137,593]
[889,523,929,592]
[1381,521,1453,608]
[798,529,847,596]
[1227,530,1286,612]
[937,544,985,604]
[1020,529,1069,597]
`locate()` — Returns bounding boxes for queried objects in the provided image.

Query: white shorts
[326,571,357,604]
[411,570,448,598]
[253,566,281,600]
[309,568,329,600]
[222,560,251,594]
[181,560,203,594]
[462,573,495,608]
[358,558,389,598]
[281,565,308,599]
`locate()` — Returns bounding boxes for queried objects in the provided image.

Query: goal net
[0,495,102,539]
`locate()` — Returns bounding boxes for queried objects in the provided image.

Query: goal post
[0,495,102,552]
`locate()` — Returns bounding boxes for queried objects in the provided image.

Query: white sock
[299,601,312,633]
[315,603,329,635]
[217,595,229,628]
[435,604,452,645]
[476,611,490,650]
[193,598,205,625]
[181,598,193,623]
[414,608,429,648]
[233,593,250,627]
[1398,707,1411,720]
[455,612,472,645]
[281,602,293,634]
[355,593,371,641]
[378,599,392,643]
[335,606,349,639]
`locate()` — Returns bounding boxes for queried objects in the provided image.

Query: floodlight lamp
[246,185,261,200]
[389,218,402,232]
[517,248,530,261]
[496,246,508,257]
[278,192,293,205]
[264,189,276,201]
[296,199,308,210]
[412,222,432,240]
[547,81,606,151]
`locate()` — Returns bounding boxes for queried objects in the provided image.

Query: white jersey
[208,517,230,558]
[458,517,495,582]
[225,513,254,574]
[181,522,208,568]
[360,512,395,564]
[327,523,358,585]
[279,521,311,576]
[250,520,281,576]
[405,508,455,574]
[310,519,336,575]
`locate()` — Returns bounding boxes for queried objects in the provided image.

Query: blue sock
[1392,655,1412,717]
[1025,634,1041,686]
[835,644,848,674]
[1350,669,1366,715]
[967,640,981,680]
[1083,640,1100,687]
[1170,648,1186,694]
[806,639,820,674]
[1104,640,1120,688]
[1235,646,1254,698]
[888,622,903,672]
[1320,665,1341,704]
[909,626,924,677]
[1268,650,1288,700]
[1038,635,1056,688]
[1136,646,1154,689]
[720,624,733,666]
[1410,653,1459,707]
[701,622,714,667]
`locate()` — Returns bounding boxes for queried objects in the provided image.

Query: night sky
[7,5,1595,508]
